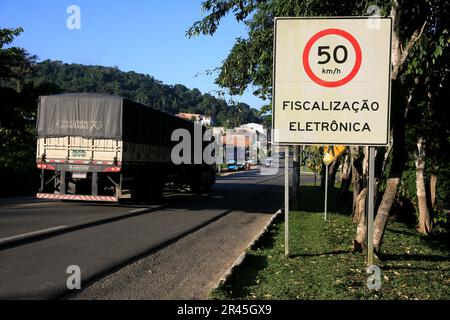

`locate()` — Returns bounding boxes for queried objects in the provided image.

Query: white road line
[128,208,151,214]
[0,226,67,245]
[1,201,60,209]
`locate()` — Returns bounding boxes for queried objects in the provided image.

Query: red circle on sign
[302,28,362,88]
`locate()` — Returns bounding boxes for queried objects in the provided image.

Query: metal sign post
[284,145,290,256]
[367,146,376,265]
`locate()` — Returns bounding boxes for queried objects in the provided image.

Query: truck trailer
[36,93,216,202]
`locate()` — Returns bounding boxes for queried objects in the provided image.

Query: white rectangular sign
[272,17,392,146]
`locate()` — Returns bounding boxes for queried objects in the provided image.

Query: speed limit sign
[272,17,392,146]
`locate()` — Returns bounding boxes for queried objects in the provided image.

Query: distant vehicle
[236,163,245,171]
[265,158,273,167]
[246,159,255,165]
[227,160,237,172]
[35,94,216,203]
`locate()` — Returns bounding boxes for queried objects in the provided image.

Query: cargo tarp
[37,93,196,145]
[37,94,123,139]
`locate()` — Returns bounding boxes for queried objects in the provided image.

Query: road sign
[323,153,334,166]
[323,145,347,165]
[272,17,392,146]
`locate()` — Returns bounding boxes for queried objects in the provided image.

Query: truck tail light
[37,163,56,170]
[103,167,121,173]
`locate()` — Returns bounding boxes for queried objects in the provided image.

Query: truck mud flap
[36,193,118,202]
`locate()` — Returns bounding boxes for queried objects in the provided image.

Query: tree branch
[399,21,427,67]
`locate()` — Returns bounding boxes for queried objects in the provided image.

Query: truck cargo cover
[37,94,123,139]
[37,93,197,145]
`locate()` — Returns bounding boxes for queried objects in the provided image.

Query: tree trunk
[340,153,351,184]
[415,137,432,234]
[351,147,363,220]
[291,145,300,210]
[354,187,367,230]
[371,88,406,253]
[372,103,406,253]
[373,147,387,209]
[340,153,352,197]
[371,1,426,252]
[370,0,412,247]
[328,155,341,190]
[352,147,370,249]
[430,174,437,209]
[373,178,400,251]
[352,147,368,221]
[352,187,367,252]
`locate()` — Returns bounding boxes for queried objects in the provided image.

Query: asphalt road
[0,165,317,299]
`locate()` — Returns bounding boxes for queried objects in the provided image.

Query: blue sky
[0,0,267,109]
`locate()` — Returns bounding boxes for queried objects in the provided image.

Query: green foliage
[0,125,35,171]
[397,157,418,207]
[189,0,392,100]
[395,0,450,233]
[300,146,323,174]
[0,27,24,79]
[398,154,450,234]
[2,60,262,128]
[430,166,450,234]
[0,27,48,195]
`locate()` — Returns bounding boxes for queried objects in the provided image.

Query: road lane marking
[0,226,67,245]
[128,208,152,214]
[0,201,61,209]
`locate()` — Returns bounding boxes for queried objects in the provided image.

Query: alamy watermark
[66,265,81,290]
[366,265,382,290]
[170,126,282,176]
[366,5,381,30]
[66,5,81,30]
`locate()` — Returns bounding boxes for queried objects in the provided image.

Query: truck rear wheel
[189,181,202,194]
[147,181,164,201]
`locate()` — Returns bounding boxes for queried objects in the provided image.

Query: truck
[36,93,216,202]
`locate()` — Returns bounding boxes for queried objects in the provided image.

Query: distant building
[212,127,225,137]
[211,123,269,164]
[238,124,269,163]
[239,123,265,135]
[176,112,213,126]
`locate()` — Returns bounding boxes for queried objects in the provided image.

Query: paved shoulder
[70,188,282,300]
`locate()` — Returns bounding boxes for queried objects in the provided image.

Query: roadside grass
[210,186,450,300]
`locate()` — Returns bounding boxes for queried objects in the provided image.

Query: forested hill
[24,60,262,127]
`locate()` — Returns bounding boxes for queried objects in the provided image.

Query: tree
[0,28,25,79]
[398,3,449,235]
[300,146,323,186]
[373,0,449,247]
[0,27,62,195]
[258,104,272,128]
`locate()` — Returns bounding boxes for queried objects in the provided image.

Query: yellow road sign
[323,152,334,166]
[323,145,347,165]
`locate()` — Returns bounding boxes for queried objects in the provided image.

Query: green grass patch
[211,186,450,300]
